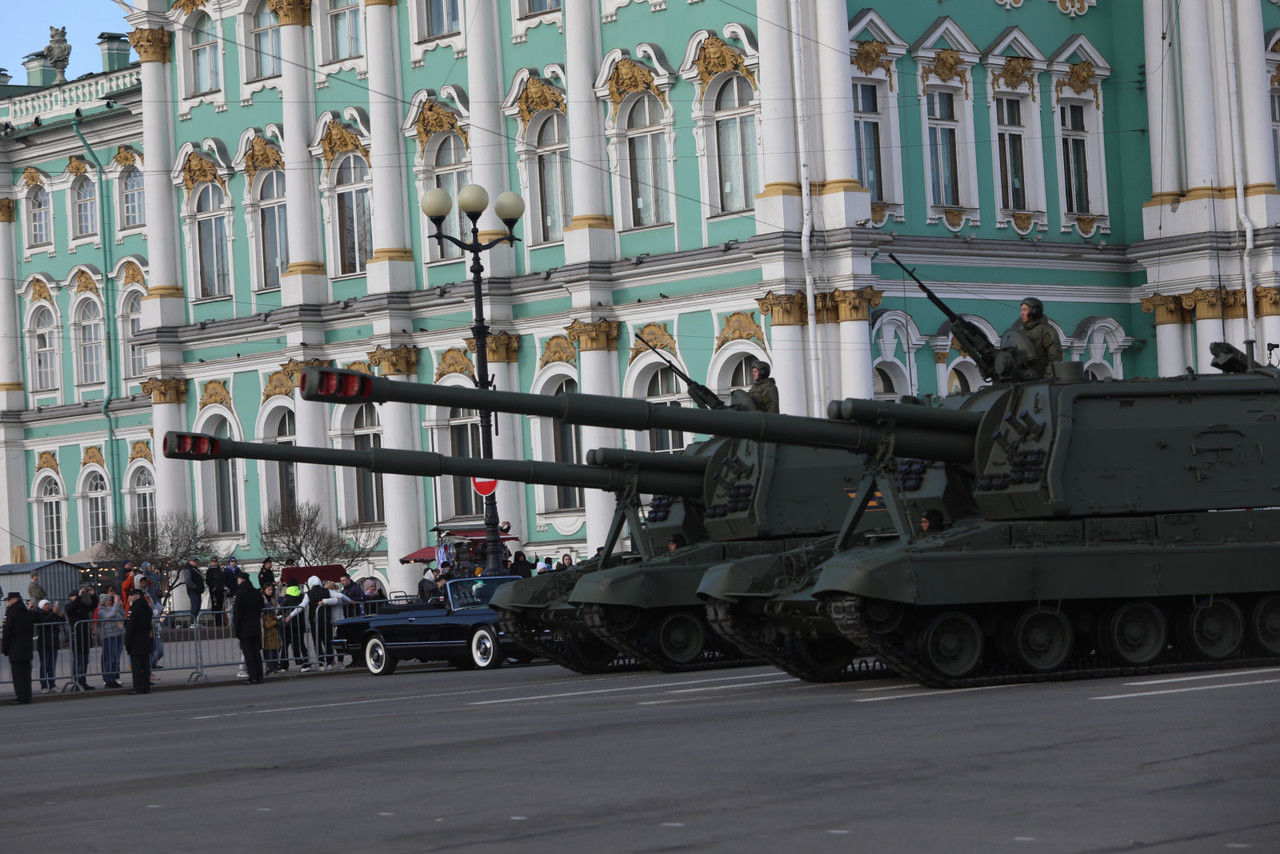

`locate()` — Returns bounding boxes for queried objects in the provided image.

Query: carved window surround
[502,67,569,248]
[401,88,473,266]
[171,139,237,302]
[510,1,563,45]
[47,158,103,256]
[20,169,55,263]
[982,28,1050,236]
[310,109,374,279]
[912,19,982,231]
[103,146,147,244]
[1047,35,1112,238]
[172,8,229,119]
[601,0,666,22]
[849,10,909,225]
[232,127,288,294]
[407,0,466,64]
[234,4,284,107]
[312,0,368,83]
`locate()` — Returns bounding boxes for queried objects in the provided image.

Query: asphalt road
[4,661,1278,853]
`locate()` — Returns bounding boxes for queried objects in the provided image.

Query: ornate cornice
[128,28,171,64]
[756,291,808,327]
[320,121,369,175]
[852,40,895,92]
[267,0,312,26]
[629,322,677,364]
[714,311,765,352]
[465,332,520,364]
[515,77,566,129]
[538,334,577,369]
[693,34,756,95]
[36,451,59,475]
[565,318,619,352]
[198,379,233,410]
[606,57,667,120]
[181,151,226,192]
[1255,286,1280,319]
[0,200,14,223]
[1140,293,1188,326]
[411,99,468,153]
[128,440,153,464]
[81,446,105,469]
[368,345,419,377]
[433,347,475,382]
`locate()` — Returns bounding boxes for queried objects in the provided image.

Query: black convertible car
[333,576,533,675]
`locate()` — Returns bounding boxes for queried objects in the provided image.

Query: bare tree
[100,511,219,607]
[257,502,382,570]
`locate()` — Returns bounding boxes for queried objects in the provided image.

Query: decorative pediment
[81,446,105,469]
[408,97,468,153]
[67,156,90,177]
[129,440,153,463]
[680,28,758,96]
[73,270,100,296]
[538,335,577,369]
[629,322,678,364]
[433,347,475,382]
[318,119,370,175]
[113,145,142,168]
[510,73,566,130]
[180,151,227,192]
[29,278,53,305]
[983,27,1046,101]
[714,311,765,352]
[344,360,373,375]
[198,379,232,410]
[911,17,980,97]
[262,370,294,402]
[172,0,209,14]
[241,136,284,184]
[603,56,667,119]
[37,451,59,474]
[120,261,146,287]
[23,167,47,187]
[1048,34,1110,107]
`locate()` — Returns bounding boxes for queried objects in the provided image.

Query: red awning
[399,546,438,565]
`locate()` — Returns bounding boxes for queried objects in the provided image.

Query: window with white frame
[122,292,144,378]
[194,184,230,297]
[996,97,1028,211]
[852,83,885,202]
[712,75,758,214]
[328,0,362,61]
[626,94,670,227]
[272,408,297,519]
[645,367,686,452]
[422,0,460,39]
[523,0,561,14]
[449,406,482,516]
[549,378,583,510]
[431,134,470,260]
[353,403,384,523]
[728,355,753,391]
[534,113,571,243]
[189,12,221,95]
[30,306,58,392]
[76,300,104,385]
[250,1,282,80]
[83,471,110,547]
[38,477,64,560]
[1060,102,1091,214]
[334,154,371,275]
[258,169,288,289]
[72,177,98,239]
[130,467,156,537]
[120,167,145,229]
[205,416,240,533]
[872,365,897,401]
[926,90,961,207]
[28,186,52,247]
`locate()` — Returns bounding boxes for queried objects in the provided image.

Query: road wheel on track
[1007,608,1073,673]
[919,611,984,679]
[655,612,707,665]
[1101,601,1166,666]
[565,637,617,672]
[364,636,398,676]
[1185,598,1244,660]
[464,626,503,670]
[1247,595,1280,656]
[862,599,906,635]
[791,636,857,680]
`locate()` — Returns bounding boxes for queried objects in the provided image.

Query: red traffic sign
[472,477,498,497]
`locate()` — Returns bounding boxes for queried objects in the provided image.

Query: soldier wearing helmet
[1019,298,1063,377]
[747,360,780,413]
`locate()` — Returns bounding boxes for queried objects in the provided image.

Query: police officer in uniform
[1019,298,1063,377]
[746,361,780,413]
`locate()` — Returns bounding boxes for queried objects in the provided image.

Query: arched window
[121,167,145,229]
[432,134,469,259]
[206,416,240,533]
[76,300,104,385]
[947,368,972,396]
[335,154,371,274]
[448,406,482,516]
[645,367,685,452]
[28,186,52,246]
[273,408,297,519]
[728,355,754,391]
[38,477,64,560]
[626,94,669,227]
[534,113,571,243]
[130,467,156,537]
[329,0,362,60]
[83,471,110,546]
[190,12,221,95]
[122,293,144,377]
[353,404,384,523]
[195,183,230,297]
[250,1,282,80]
[31,306,58,392]
[72,177,98,238]
[713,75,757,213]
[258,170,288,289]
[550,378,583,509]
[873,366,896,401]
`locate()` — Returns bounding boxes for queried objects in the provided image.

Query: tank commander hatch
[1018,298,1063,378]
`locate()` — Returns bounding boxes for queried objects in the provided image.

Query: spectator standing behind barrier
[417,566,438,601]
[124,589,152,694]
[257,559,276,591]
[205,558,226,627]
[120,564,135,614]
[3,591,35,705]
[260,583,284,674]
[28,572,46,602]
[286,577,352,670]
[183,558,205,625]
[339,574,364,620]
[233,575,265,684]
[280,577,309,669]
[97,593,125,689]
[65,586,99,692]
[509,553,534,579]
[33,599,61,693]
[224,558,240,593]
[134,574,164,673]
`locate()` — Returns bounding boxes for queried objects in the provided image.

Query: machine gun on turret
[633,332,728,411]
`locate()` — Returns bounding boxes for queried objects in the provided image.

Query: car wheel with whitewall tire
[364,635,398,676]
[460,626,503,670]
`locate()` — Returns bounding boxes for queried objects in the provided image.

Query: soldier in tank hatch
[1018,298,1063,377]
[747,361,780,413]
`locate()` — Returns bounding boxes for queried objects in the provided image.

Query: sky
[0,1,134,83]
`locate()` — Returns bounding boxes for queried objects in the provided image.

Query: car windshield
[446,576,517,609]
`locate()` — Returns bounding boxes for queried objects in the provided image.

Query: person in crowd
[205,558,227,627]
[118,559,134,588]
[668,535,688,552]
[258,558,276,591]
[97,592,125,689]
[423,574,449,607]
[417,565,439,600]
[339,574,364,619]
[361,579,386,611]
[3,590,35,704]
[280,577,309,669]
[557,553,575,572]
[183,558,205,626]
[260,582,284,674]
[134,573,164,672]
[920,509,946,534]
[437,561,454,581]
[120,563,135,614]
[124,588,152,695]
[224,558,241,593]
[33,599,61,693]
[284,577,353,670]
[65,585,99,691]
[28,572,46,602]
[509,552,535,579]
[233,574,265,684]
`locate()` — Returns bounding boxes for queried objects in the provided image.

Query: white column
[364,0,415,293]
[381,376,424,596]
[0,200,23,409]
[1178,0,1219,197]
[932,354,950,398]
[1259,312,1280,358]
[146,381,191,525]
[275,4,328,304]
[1154,324,1186,376]
[758,294,808,415]
[1194,317,1222,372]
[488,356,526,544]
[814,0,869,228]
[562,0,614,262]
[1142,0,1182,203]
[465,0,514,277]
[292,386,335,527]
[0,424,29,560]
[567,321,620,551]
[754,0,800,232]
[1232,0,1279,223]
[832,288,878,400]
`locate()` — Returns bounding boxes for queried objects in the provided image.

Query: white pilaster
[150,396,191,526]
[1177,0,1219,197]
[1141,0,1181,204]
[754,0,800,233]
[767,325,807,416]
[814,0,870,229]
[465,0,514,277]
[489,360,526,545]
[292,387,335,527]
[1231,0,1280,223]
[381,378,424,596]
[1194,317,1223,372]
[562,0,615,262]
[0,204,24,409]
[277,9,328,304]
[1154,323,1187,376]
[0,424,29,560]
[575,334,620,552]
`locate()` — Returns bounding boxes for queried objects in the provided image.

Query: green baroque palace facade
[1,0,1278,594]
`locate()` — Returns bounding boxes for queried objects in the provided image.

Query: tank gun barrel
[827,398,984,433]
[300,368,976,463]
[585,447,709,474]
[162,432,705,496]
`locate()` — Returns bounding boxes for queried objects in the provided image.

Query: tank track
[580,604,754,673]
[496,608,635,674]
[827,593,1280,689]
[704,600,890,683]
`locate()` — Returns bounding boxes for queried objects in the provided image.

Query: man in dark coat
[2,591,35,704]
[124,588,153,694]
[205,558,227,627]
[64,586,99,691]
[233,575,265,684]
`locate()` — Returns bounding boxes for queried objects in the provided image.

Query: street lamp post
[420,184,525,574]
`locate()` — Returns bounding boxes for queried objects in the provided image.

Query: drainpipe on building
[1221,0,1257,362]
[787,0,823,417]
[72,117,121,522]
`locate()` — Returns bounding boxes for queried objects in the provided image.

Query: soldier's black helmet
[752,361,771,379]
[1020,297,1044,320]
